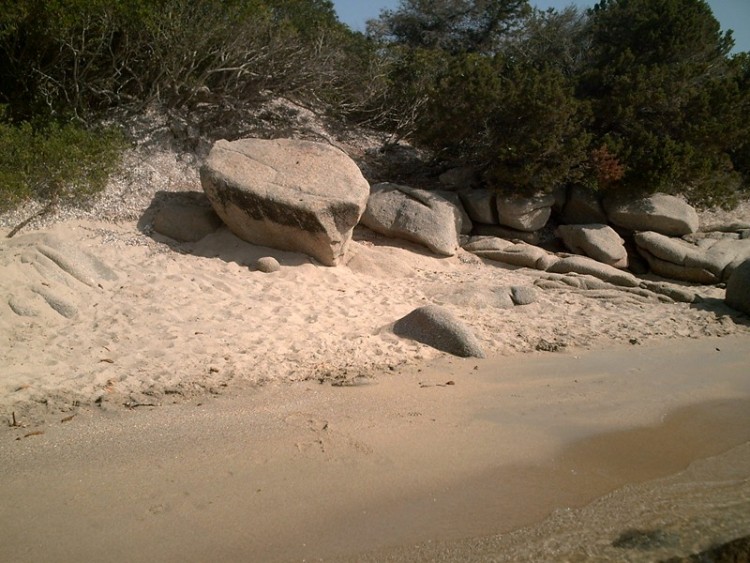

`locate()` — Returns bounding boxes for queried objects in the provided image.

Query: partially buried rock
[393,305,485,358]
[152,197,222,243]
[255,256,280,273]
[200,138,369,266]
[511,286,537,306]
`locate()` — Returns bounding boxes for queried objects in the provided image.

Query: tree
[581,0,748,204]
[367,0,530,54]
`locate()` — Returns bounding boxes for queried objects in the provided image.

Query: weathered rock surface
[511,286,538,306]
[200,138,369,266]
[634,231,750,283]
[436,190,473,235]
[459,189,497,225]
[604,193,699,236]
[725,259,750,314]
[560,185,608,225]
[393,305,485,358]
[555,224,628,268]
[547,255,639,287]
[471,224,541,245]
[360,183,461,256]
[463,236,549,269]
[496,193,555,232]
[152,199,222,242]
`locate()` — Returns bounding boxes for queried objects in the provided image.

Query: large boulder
[436,190,473,235]
[726,259,750,314]
[496,193,554,232]
[459,189,498,224]
[360,183,462,256]
[604,193,699,236]
[560,185,608,225]
[634,231,750,283]
[200,138,369,266]
[393,305,485,358]
[555,224,628,268]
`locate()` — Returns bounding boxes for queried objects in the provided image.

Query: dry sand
[1,192,750,561]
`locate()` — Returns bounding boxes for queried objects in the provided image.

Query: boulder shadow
[138,191,312,269]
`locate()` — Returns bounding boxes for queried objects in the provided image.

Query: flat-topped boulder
[496,193,554,232]
[360,183,462,256]
[463,236,549,269]
[604,193,699,236]
[200,138,369,266]
[555,224,628,268]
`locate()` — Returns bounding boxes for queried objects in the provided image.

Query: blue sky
[331,0,750,53]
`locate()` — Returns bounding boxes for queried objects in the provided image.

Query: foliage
[580,0,749,203]
[0,110,125,212]
[367,0,530,54]
[415,53,591,193]
[0,0,368,121]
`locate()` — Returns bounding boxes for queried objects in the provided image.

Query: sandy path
[2,335,749,562]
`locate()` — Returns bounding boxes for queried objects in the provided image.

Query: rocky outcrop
[547,256,639,287]
[604,193,699,236]
[470,224,541,245]
[436,190,473,235]
[496,193,555,232]
[634,231,750,283]
[360,183,462,256]
[200,138,369,266]
[725,259,750,314]
[555,224,628,268]
[463,236,549,269]
[560,185,608,225]
[393,305,485,358]
[459,189,497,225]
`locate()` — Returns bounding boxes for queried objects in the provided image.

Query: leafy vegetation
[0,0,748,212]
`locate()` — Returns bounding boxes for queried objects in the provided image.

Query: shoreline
[2,335,750,561]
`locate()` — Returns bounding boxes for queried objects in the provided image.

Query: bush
[0,113,124,212]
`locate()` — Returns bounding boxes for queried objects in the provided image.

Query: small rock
[393,305,485,358]
[510,286,537,306]
[256,256,280,273]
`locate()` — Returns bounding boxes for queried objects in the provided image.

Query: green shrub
[0,113,124,212]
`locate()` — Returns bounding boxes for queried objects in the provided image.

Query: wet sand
[1,335,750,562]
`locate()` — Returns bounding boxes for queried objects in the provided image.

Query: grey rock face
[726,260,750,314]
[200,138,370,266]
[459,189,498,224]
[360,183,461,256]
[561,185,607,225]
[496,193,554,232]
[604,193,699,236]
[634,231,750,283]
[393,305,485,358]
[463,236,549,269]
[547,256,639,287]
[555,224,627,268]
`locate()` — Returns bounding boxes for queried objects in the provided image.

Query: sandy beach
[1,335,750,562]
[1,161,750,560]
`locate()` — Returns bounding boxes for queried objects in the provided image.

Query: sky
[331,0,750,54]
